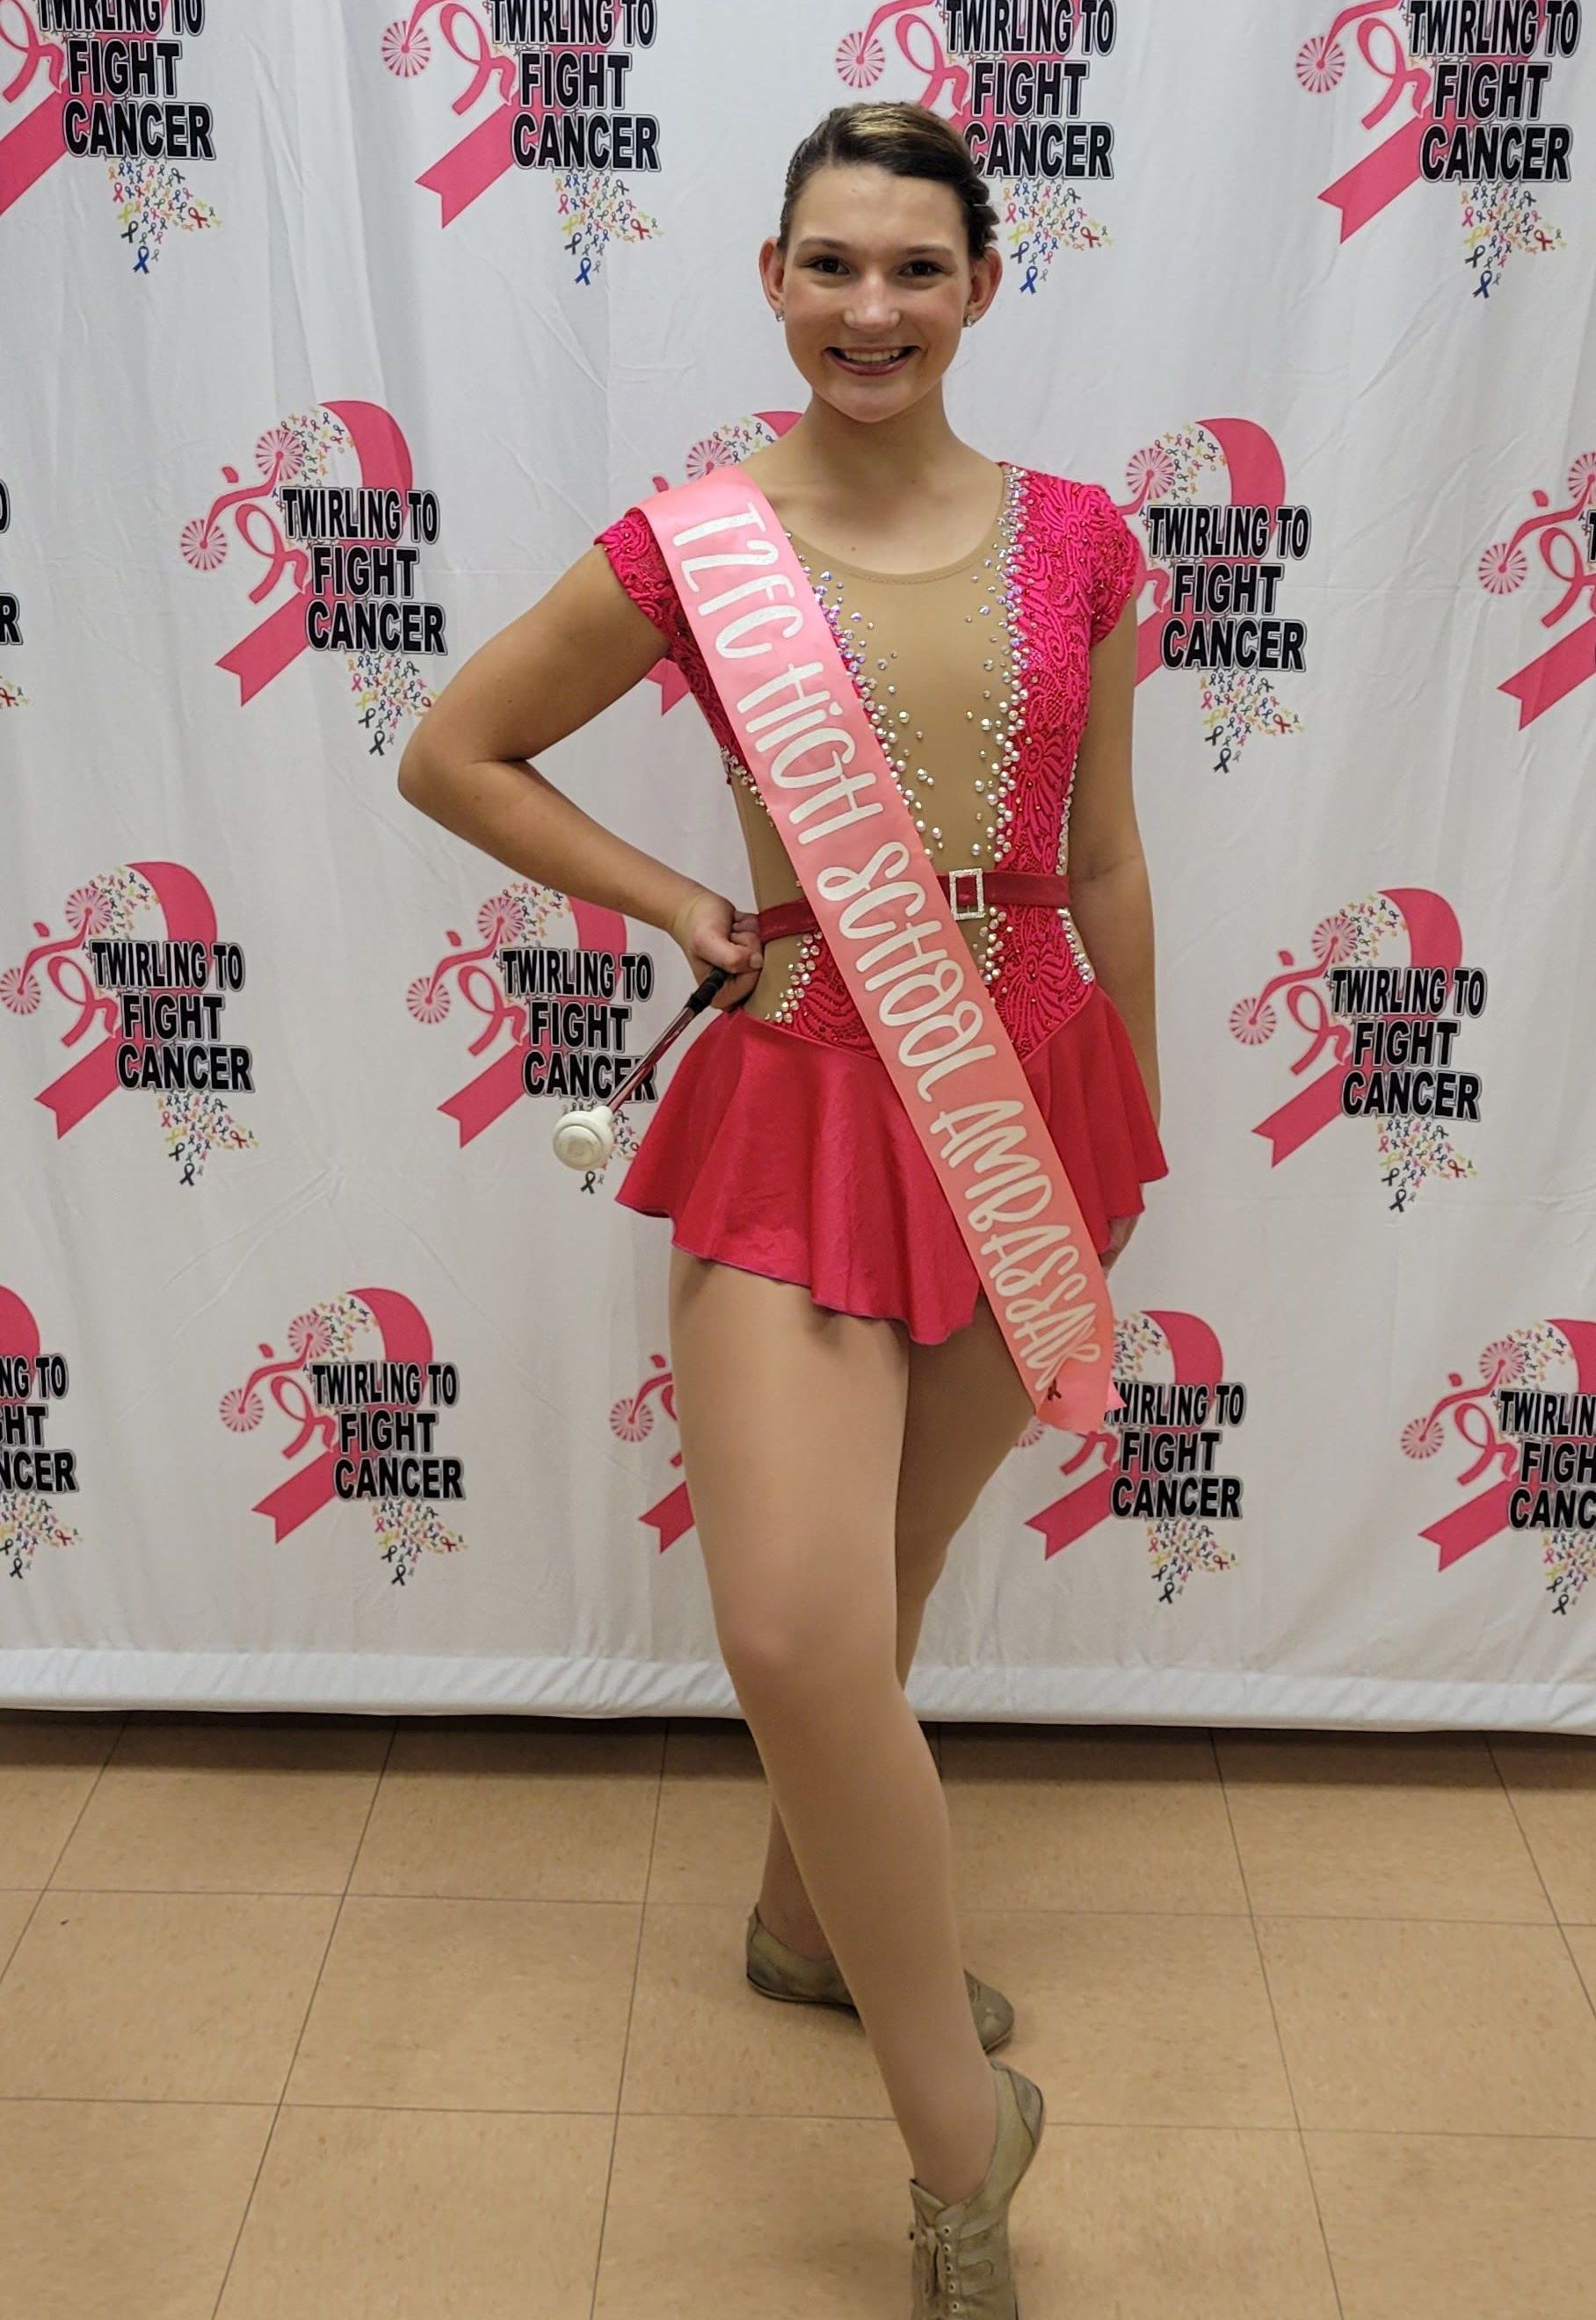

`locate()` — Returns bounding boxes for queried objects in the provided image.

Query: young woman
[400,98,1165,2320]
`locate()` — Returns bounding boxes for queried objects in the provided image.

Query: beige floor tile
[650,1718,940,1907]
[1491,1733,1596,1922]
[621,1903,1295,2129]
[1562,1922,1596,2010]
[48,1715,390,1893]
[1025,2125,1340,2319]
[649,1721,793,1908]
[350,1717,662,1902]
[1257,1916,1596,2134]
[1306,2130,1596,2320]
[1216,1731,1552,1920]
[0,2098,272,2320]
[0,1890,337,2102]
[620,1901,892,2117]
[0,1888,38,1973]
[285,1893,638,2111]
[939,1725,1249,1913]
[966,1909,1296,2128]
[598,2116,1339,2319]
[595,2112,910,2318]
[0,1713,125,1888]
[217,2106,612,2320]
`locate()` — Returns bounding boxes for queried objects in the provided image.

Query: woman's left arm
[1063,597,1161,1128]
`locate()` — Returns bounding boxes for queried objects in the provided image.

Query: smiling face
[765,162,997,420]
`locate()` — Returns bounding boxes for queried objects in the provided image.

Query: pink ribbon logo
[1409,1319,1596,1573]
[2,860,219,1137]
[835,9,1116,285]
[381,2,616,228]
[0,0,196,222]
[836,4,1070,134]
[1483,459,1596,728]
[1237,888,1462,1166]
[180,400,413,707]
[0,0,69,220]
[610,1352,694,1554]
[1301,5,1437,240]
[410,889,634,1146]
[222,1287,435,1543]
[1298,5,1485,240]
[835,6,975,116]
[0,1284,79,1577]
[1027,1311,1225,1561]
[0,1281,41,1374]
[1117,417,1290,692]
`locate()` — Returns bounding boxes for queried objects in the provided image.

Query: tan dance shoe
[744,1903,1014,2052]
[906,2058,1047,2317]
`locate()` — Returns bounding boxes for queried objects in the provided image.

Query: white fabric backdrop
[1,1,1592,1728]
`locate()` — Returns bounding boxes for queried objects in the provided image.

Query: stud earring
[963,313,976,329]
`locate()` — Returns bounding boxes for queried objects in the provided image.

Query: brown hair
[776,102,998,267]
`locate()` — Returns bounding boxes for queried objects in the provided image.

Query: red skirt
[613,981,1169,1345]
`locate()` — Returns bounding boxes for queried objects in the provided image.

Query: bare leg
[752,1580,942,1960]
[670,1251,1028,2204]
[755,1292,1035,1964]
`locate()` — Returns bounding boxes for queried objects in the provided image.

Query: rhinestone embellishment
[751,466,1032,1022]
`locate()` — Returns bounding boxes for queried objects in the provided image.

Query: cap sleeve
[1086,484,1142,646]
[593,503,691,658]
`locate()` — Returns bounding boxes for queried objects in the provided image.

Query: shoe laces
[908,2210,1000,2314]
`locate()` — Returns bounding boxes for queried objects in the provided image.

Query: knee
[718,1595,894,1715]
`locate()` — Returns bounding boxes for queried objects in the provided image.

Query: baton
[550,964,731,1171]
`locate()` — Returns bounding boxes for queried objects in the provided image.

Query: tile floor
[2,1708,1594,2316]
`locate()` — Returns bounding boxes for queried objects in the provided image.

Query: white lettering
[796,794,887,842]
[926,1098,1027,1164]
[816,841,911,899]
[857,917,951,976]
[697,576,792,623]
[712,602,805,654]
[770,729,857,782]
[685,539,781,591]
[908,1008,996,1092]
[877,960,967,1025]
[739,662,830,722]
[756,697,849,753]
[837,879,928,942]
[669,503,770,548]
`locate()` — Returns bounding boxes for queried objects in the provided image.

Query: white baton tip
[551,1106,617,1171]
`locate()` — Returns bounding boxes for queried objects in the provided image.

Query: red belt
[756,868,1071,944]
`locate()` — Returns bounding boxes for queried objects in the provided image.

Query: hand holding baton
[551,888,762,1172]
[550,963,731,1171]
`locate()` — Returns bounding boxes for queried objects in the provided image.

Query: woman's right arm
[396,542,722,945]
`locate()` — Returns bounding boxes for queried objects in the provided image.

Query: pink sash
[641,469,1122,1434]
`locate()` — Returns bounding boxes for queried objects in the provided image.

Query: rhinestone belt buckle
[947,866,986,921]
